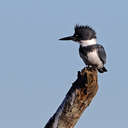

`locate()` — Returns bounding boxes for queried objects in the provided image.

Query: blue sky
[0,0,128,128]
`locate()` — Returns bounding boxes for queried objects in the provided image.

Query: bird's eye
[75,34,79,37]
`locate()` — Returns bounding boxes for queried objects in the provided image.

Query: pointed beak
[59,35,75,41]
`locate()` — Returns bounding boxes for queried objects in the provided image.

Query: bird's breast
[87,50,103,67]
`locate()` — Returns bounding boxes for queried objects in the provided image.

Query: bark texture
[44,68,98,128]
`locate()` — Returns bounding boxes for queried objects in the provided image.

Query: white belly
[87,50,103,68]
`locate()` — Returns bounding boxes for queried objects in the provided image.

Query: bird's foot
[86,65,97,71]
[86,65,92,70]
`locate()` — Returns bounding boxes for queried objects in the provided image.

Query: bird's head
[59,25,97,46]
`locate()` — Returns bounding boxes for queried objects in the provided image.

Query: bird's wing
[97,44,106,64]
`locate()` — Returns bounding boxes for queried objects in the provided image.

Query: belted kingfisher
[59,25,107,73]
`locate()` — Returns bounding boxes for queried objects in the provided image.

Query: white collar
[80,39,96,47]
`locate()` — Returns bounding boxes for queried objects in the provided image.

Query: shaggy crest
[74,25,96,40]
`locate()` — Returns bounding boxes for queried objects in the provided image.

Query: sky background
[0,0,128,128]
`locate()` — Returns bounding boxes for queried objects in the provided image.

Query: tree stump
[44,68,98,128]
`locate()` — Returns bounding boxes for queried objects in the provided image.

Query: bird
[59,25,107,73]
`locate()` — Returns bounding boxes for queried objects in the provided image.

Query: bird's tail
[98,67,107,73]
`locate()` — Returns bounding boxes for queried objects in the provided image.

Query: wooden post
[44,68,98,128]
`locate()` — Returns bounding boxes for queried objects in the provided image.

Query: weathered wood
[44,68,98,128]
